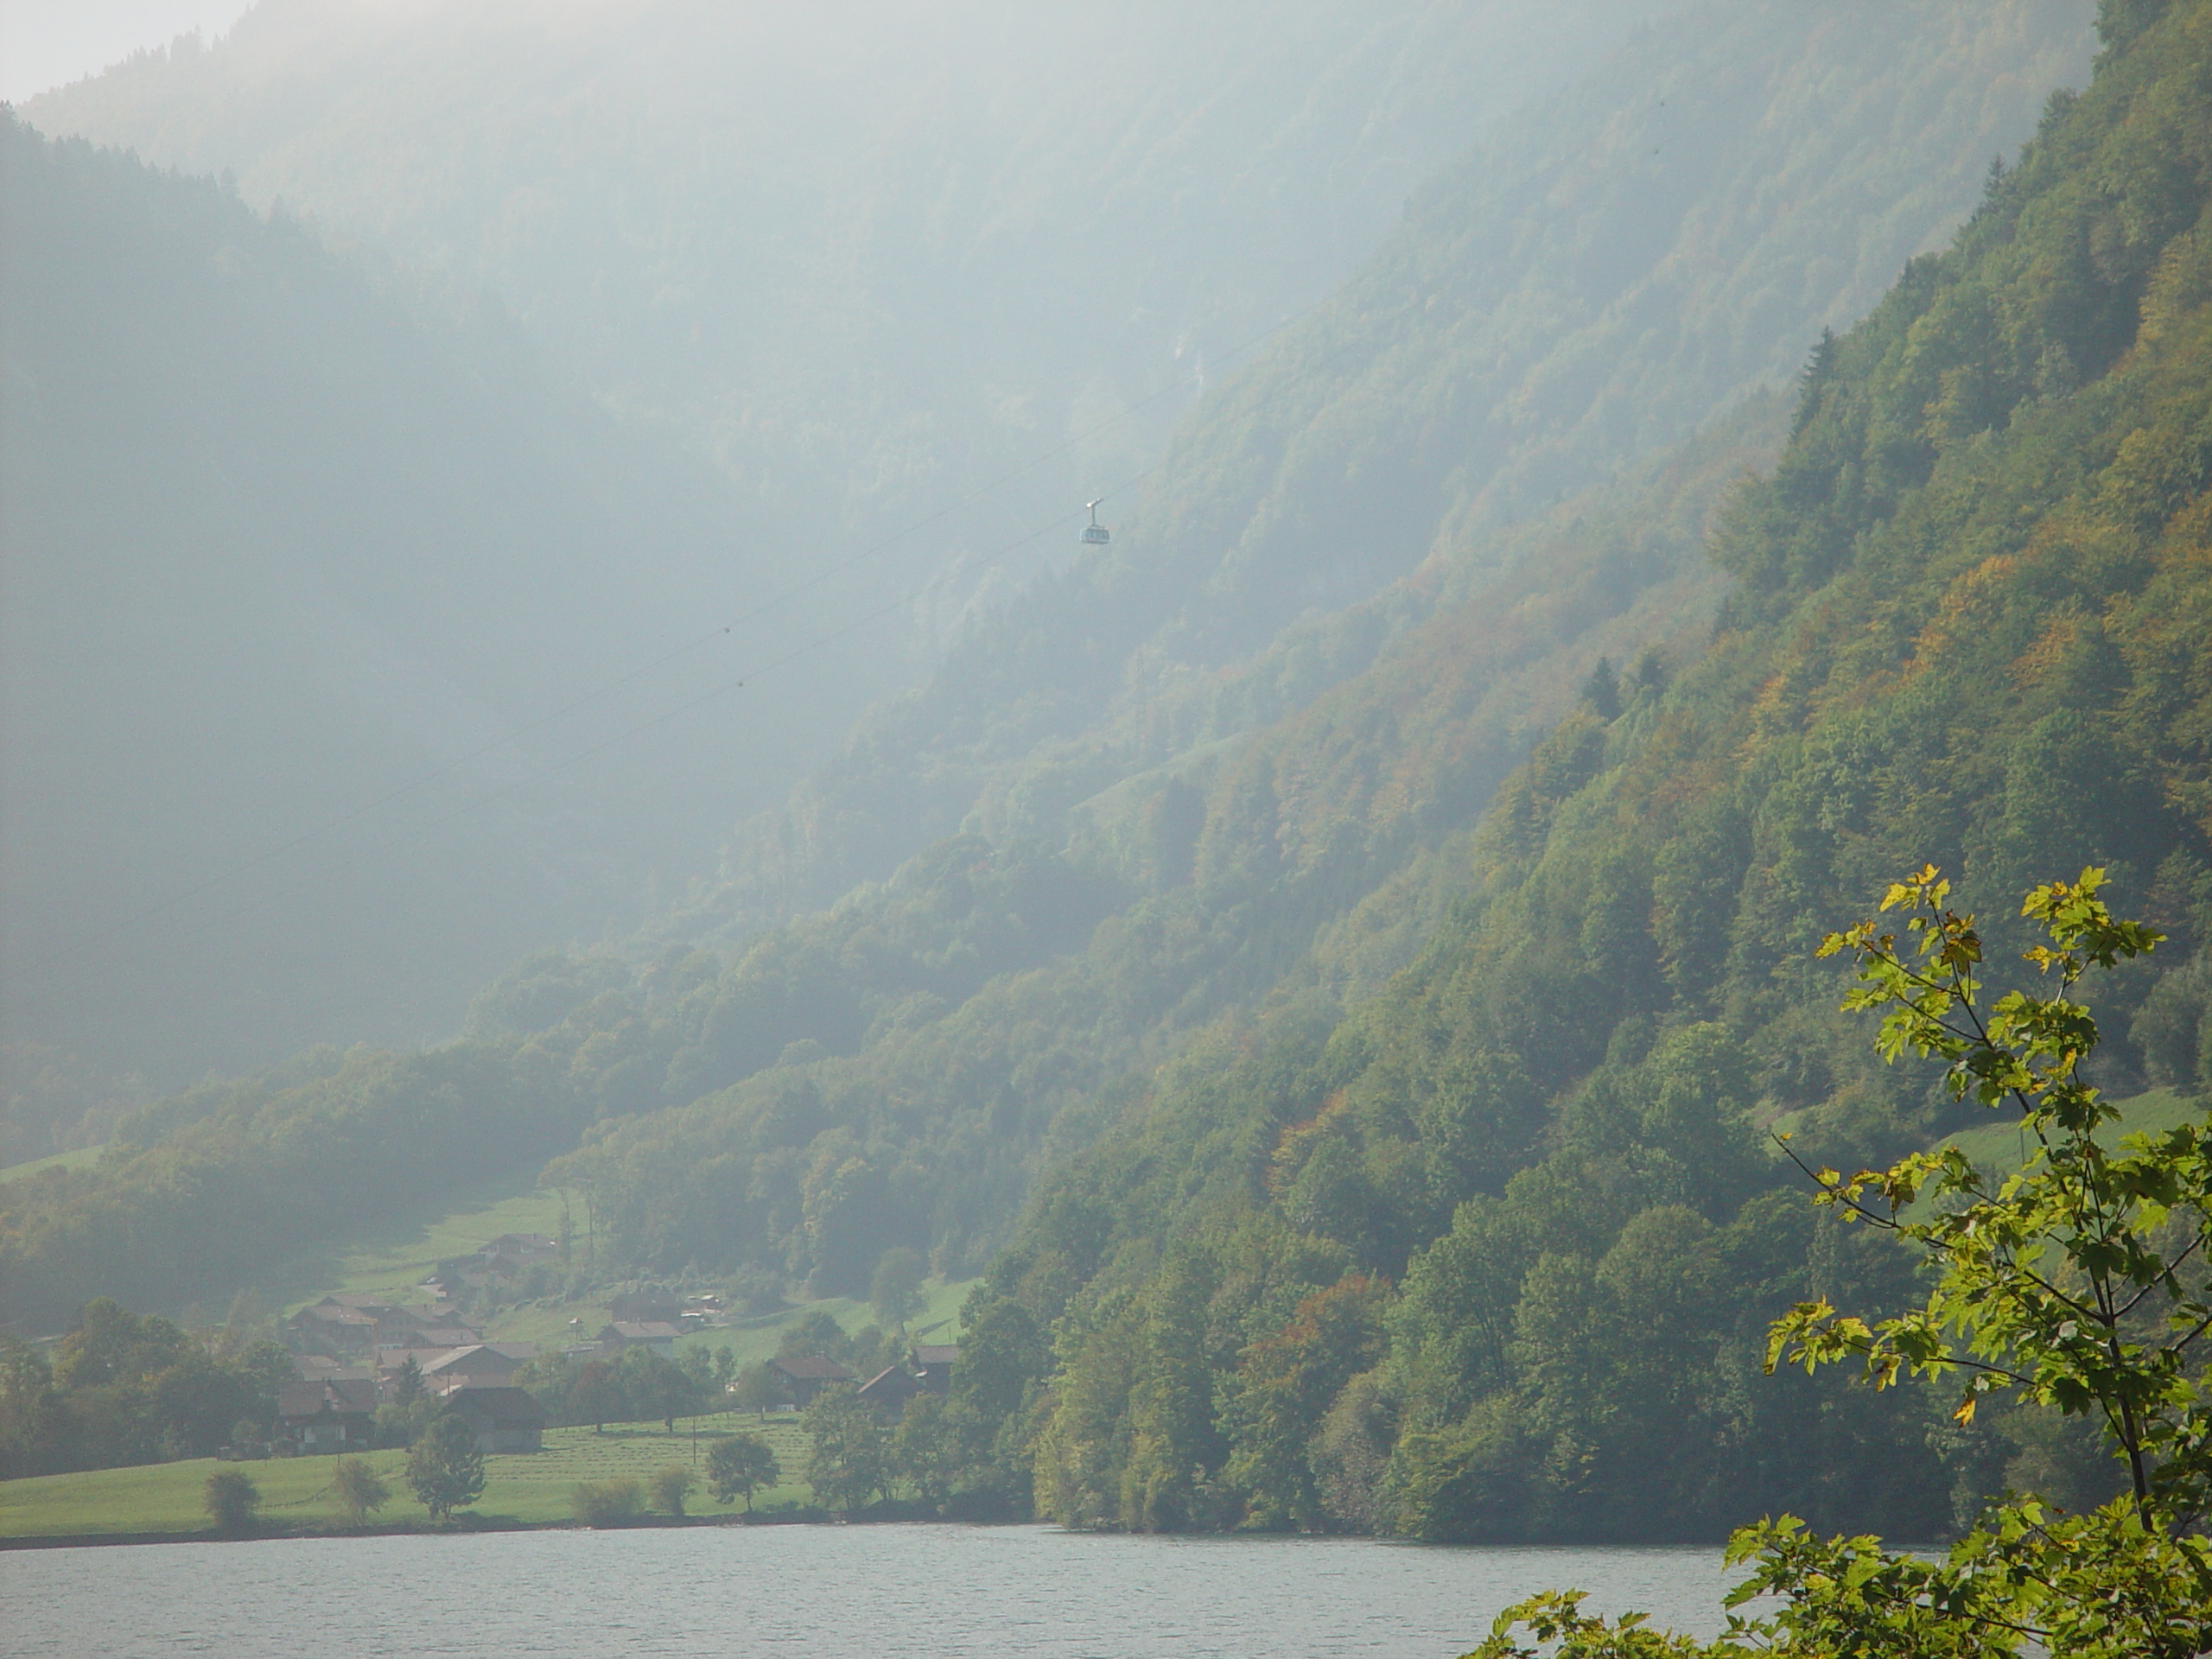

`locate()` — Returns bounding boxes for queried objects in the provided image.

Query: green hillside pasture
[0,1419,819,1541]
[1937,1088,2202,1186]
[0,1143,106,1186]
[308,1169,570,1309]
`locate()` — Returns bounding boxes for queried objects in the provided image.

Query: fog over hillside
[0,0,2101,1284]
[5,1,1676,1089]
[24,0,1684,608]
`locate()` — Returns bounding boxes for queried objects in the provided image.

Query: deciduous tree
[707,1431,780,1510]
[406,1412,486,1524]
[333,1455,390,1527]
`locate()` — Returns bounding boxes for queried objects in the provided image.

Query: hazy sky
[1,1,252,105]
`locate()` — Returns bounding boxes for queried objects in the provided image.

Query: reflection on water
[3,1524,1738,1657]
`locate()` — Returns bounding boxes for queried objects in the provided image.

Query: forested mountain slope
[0,0,2101,1335]
[10,3,1706,1100]
[681,0,2095,934]
[944,0,2212,1543]
[0,117,828,1089]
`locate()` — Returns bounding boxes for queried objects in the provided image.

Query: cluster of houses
[766,1343,959,1417]
[415,1230,564,1302]
[266,1375,549,1456]
[273,1285,551,1457]
[557,1290,727,1362]
[265,1253,961,1456]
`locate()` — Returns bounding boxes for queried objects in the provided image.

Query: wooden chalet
[767,1354,852,1407]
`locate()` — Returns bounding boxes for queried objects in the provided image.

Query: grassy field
[0,1263,976,1543]
[0,1143,106,1186]
[304,1169,571,1309]
[0,1418,823,1541]
[1936,1085,2201,1181]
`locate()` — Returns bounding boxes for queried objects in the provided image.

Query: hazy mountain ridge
[0,0,2118,1358]
[0,113,821,1084]
[672,0,2096,942]
[22,0,1679,575]
[7,0,1694,1090]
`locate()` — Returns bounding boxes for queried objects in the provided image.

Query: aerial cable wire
[9,296,1333,986]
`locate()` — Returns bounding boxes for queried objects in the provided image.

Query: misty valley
[5,2,2212,1655]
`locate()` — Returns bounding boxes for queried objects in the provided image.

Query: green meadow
[0,1418,819,1541]
[0,1143,107,1187]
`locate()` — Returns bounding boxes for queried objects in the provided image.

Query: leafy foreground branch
[1470,868,2212,1659]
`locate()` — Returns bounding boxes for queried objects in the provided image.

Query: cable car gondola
[1081,499,1110,546]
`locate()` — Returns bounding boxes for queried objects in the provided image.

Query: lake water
[2,1525,1741,1657]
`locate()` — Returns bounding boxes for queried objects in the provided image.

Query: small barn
[611,1292,683,1326]
[443,1386,547,1453]
[768,1354,853,1408]
[910,1344,958,1395]
[856,1364,925,1418]
[275,1377,379,1452]
[421,1344,524,1394]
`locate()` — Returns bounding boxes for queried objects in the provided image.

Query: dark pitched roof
[857,1365,922,1400]
[275,1382,324,1419]
[770,1355,853,1381]
[292,1303,377,1326]
[423,1344,520,1376]
[327,1376,382,1412]
[911,1344,959,1366]
[276,1378,378,1420]
[602,1320,683,1341]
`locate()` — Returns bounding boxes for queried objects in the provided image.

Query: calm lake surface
[3,1525,1739,1657]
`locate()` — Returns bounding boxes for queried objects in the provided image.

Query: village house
[289,1354,375,1385]
[442,1386,547,1453]
[856,1363,925,1417]
[275,1377,379,1452]
[767,1354,852,1408]
[286,1294,473,1358]
[911,1344,958,1395]
[596,1320,681,1356]
[283,1300,379,1353]
[480,1232,560,1266]
[419,1344,525,1394]
[609,1292,683,1326]
[377,1339,537,1392]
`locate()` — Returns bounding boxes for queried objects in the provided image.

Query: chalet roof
[911,1344,959,1366]
[444,1386,547,1431]
[482,1232,557,1254]
[604,1321,683,1341]
[291,1356,374,1382]
[293,1303,378,1326]
[327,1376,381,1412]
[770,1355,852,1381]
[276,1378,378,1420]
[422,1344,520,1376]
[857,1365,922,1399]
[378,1345,458,1372]
[274,1382,323,1419]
